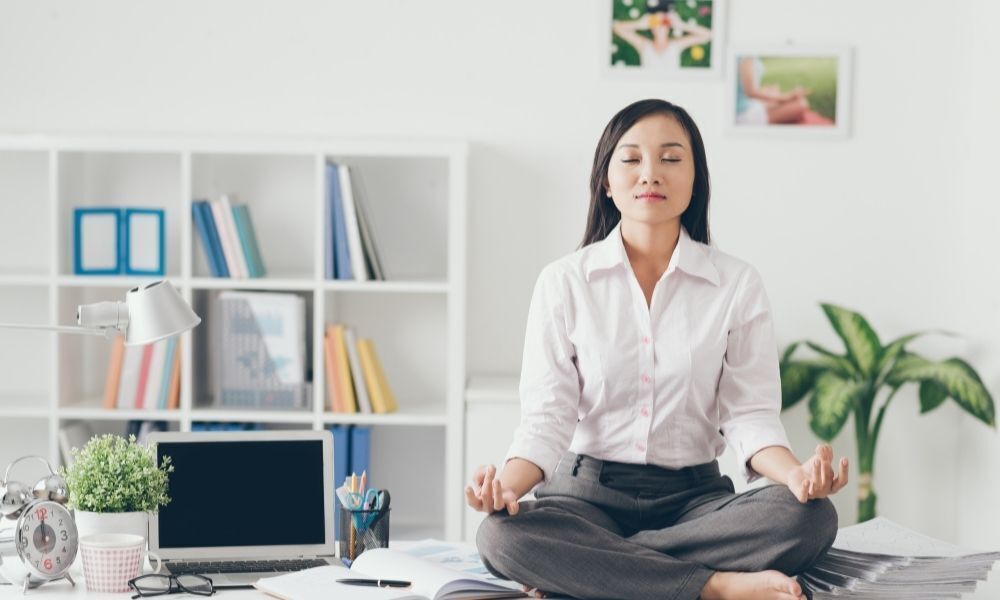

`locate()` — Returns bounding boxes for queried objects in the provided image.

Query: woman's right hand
[465,464,521,516]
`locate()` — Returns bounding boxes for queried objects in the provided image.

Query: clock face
[15,501,78,579]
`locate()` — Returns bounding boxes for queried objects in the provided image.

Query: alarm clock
[0,456,78,593]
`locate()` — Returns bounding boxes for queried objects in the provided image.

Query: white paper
[128,212,162,270]
[79,212,118,270]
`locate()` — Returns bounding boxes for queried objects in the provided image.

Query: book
[167,339,182,410]
[134,343,155,409]
[102,336,126,409]
[337,164,368,282]
[58,422,94,467]
[349,426,371,488]
[211,198,246,279]
[344,327,373,414]
[329,324,357,413]
[255,547,525,600]
[215,291,308,410]
[323,330,343,412]
[157,337,177,410]
[327,163,353,281]
[232,203,267,278]
[351,171,386,280]
[330,425,351,540]
[219,194,251,279]
[117,343,145,409]
[357,338,397,414]
[192,200,229,277]
[143,340,168,411]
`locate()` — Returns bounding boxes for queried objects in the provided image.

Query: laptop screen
[156,439,326,548]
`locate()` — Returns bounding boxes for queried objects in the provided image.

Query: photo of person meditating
[465,99,849,600]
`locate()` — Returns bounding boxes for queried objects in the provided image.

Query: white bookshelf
[0,135,467,541]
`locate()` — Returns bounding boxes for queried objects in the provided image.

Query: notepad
[255,548,526,600]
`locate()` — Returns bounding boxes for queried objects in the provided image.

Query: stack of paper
[801,518,1000,599]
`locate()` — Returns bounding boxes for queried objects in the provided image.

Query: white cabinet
[0,136,467,540]
[463,376,520,541]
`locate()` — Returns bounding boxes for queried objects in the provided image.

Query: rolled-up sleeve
[718,267,791,484]
[504,265,581,483]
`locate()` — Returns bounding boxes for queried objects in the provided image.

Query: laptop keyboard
[165,558,328,575]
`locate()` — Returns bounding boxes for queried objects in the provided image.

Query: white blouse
[505,224,791,484]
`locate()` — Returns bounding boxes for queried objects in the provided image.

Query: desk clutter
[801,517,1000,599]
[336,474,390,562]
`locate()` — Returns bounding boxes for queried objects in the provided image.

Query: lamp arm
[0,323,117,338]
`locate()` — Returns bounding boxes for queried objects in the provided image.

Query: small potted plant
[61,434,174,540]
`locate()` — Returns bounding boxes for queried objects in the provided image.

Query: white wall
[1,0,997,561]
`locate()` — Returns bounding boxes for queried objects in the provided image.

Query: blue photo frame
[73,207,122,275]
[123,208,166,276]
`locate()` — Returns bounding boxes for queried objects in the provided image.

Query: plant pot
[74,510,150,544]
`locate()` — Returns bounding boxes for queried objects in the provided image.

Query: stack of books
[102,336,180,411]
[192,195,267,279]
[802,517,1000,599]
[214,291,310,410]
[325,162,385,282]
[323,324,397,414]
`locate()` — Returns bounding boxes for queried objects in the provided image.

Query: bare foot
[700,570,805,600]
[521,584,550,598]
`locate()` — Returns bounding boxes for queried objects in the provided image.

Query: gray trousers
[477,453,838,600]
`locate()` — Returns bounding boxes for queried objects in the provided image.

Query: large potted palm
[780,304,995,522]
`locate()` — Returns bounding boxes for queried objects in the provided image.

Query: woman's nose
[639,162,661,184]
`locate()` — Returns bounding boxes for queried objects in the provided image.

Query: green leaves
[821,304,882,377]
[60,434,174,513]
[888,354,996,427]
[780,360,821,409]
[809,373,867,441]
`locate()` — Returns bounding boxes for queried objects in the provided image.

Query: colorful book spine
[167,339,182,410]
[103,336,126,409]
[193,200,229,277]
[143,340,168,411]
[330,325,357,413]
[232,204,267,278]
[337,164,368,282]
[133,344,155,409]
[357,338,397,414]
[218,194,250,279]
[349,426,371,488]
[210,200,245,279]
[117,344,144,409]
[323,329,343,413]
[343,327,372,414]
[330,425,351,539]
[327,163,353,281]
[158,338,177,410]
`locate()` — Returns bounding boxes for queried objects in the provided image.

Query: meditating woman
[467,99,848,600]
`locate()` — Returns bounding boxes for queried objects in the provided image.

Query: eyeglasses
[128,574,215,599]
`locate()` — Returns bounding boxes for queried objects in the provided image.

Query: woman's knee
[476,513,526,577]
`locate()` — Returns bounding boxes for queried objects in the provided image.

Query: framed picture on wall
[725,46,853,139]
[602,0,726,80]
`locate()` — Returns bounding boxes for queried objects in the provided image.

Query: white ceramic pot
[74,511,149,544]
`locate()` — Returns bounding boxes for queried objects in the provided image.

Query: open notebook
[254,547,526,600]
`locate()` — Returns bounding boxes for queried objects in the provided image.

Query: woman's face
[606,113,695,228]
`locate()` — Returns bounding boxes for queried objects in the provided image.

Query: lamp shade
[124,281,201,346]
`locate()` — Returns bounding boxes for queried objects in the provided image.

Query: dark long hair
[580,99,711,247]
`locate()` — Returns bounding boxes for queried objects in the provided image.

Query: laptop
[147,430,338,587]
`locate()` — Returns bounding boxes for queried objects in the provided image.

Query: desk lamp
[0,280,200,346]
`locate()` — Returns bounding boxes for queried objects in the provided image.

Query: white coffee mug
[80,533,162,593]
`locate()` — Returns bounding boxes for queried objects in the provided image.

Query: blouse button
[640,407,650,417]
[642,336,650,344]
[641,374,651,384]
[635,442,646,452]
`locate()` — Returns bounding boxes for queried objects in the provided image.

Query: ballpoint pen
[337,578,411,588]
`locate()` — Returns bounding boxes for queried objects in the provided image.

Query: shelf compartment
[322,292,446,418]
[0,150,50,277]
[323,155,449,283]
[57,151,183,278]
[0,418,50,474]
[0,286,53,404]
[190,153,315,280]
[191,288,315,412]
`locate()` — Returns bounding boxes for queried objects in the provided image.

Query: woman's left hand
[787,443,848,503]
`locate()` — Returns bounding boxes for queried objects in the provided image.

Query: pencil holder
[338,508,390,561]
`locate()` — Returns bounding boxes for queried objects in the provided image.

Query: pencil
[359,470,367,494]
